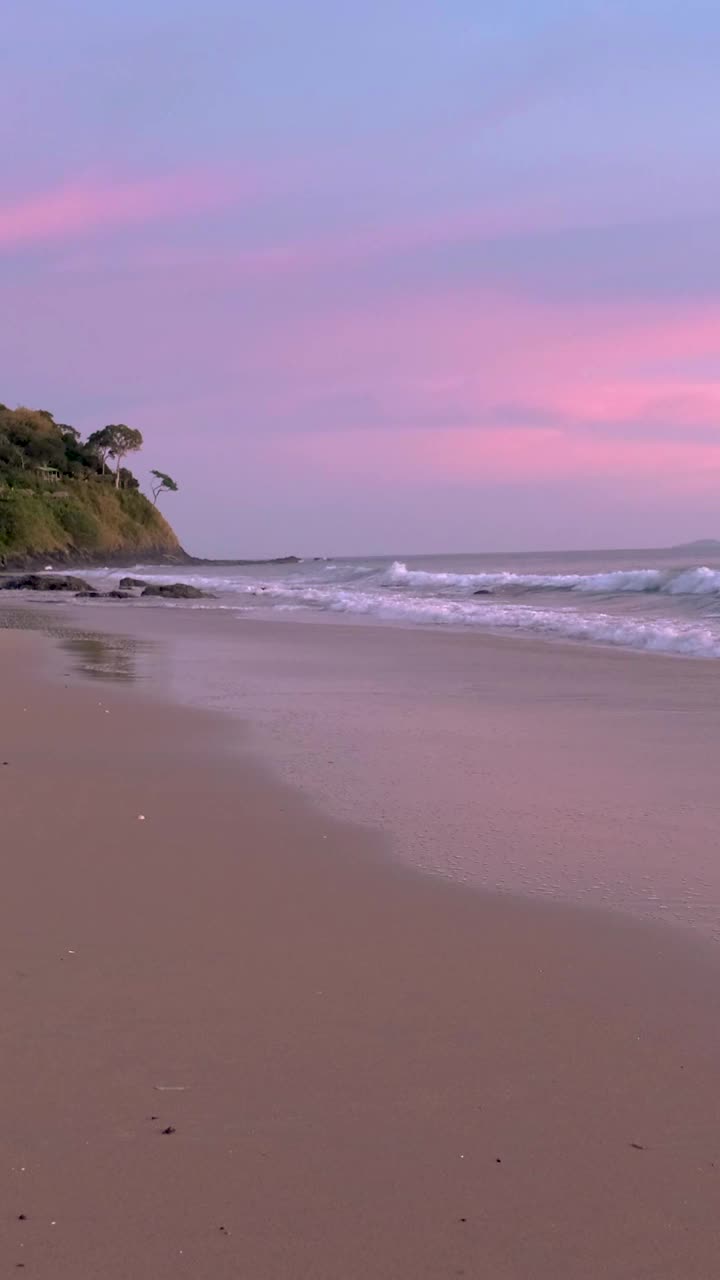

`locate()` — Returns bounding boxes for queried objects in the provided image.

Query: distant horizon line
[192,537,720,563]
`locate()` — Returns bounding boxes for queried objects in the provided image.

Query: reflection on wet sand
[0,607,151,684]
[58,634,145,683]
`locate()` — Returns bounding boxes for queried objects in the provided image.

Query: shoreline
[3,621,720,1276]
[6,554,720,665]
[5,595,720,937]
[0,554,301,574]
[3,583,718,675]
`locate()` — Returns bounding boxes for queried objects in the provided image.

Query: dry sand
[2,624,720,1278]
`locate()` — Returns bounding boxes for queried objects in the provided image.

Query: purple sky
[2,0,720,555]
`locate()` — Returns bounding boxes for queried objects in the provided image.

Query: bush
[55,500,101,548]
[0,396,182,558]
[0,492,64,555]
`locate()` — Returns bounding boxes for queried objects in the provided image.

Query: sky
[2,0,720,555]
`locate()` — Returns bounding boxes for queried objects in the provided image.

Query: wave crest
[249,582,720,657]
[380,561,720,596]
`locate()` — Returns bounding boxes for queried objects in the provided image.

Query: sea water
[78,544,720,659]
[34,546,720,936]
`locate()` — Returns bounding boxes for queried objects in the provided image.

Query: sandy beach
[13,596,720,933]
[4,0,718,1269]
[2,618,720,1277]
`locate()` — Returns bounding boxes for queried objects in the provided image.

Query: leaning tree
[150,470,179,504]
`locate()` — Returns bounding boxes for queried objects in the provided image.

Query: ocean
[77,543,720,659]
[20,543,720,935]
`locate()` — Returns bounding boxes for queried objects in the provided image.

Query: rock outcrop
[0,573,93,592]
[140,582,214,599]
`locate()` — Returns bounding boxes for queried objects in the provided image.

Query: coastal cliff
[0,483,186,568]
[0,403,187,567]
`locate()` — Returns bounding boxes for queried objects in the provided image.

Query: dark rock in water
[76,589,133,600]
[118,576,147,589]
[188,554,299,566]
[141,582,213,599]
[473,588,492,596]
[0,573,93,592]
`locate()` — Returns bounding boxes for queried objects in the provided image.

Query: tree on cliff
[103,425,144,488]
[0,407,67,473]
[118,466,140,491]
[87,426,113,474]
[150,470,179,504]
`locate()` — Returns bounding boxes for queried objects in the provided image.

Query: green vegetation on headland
[0,404,184,567]
[0,400,301,570]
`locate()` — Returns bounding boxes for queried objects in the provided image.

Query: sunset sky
[3,0,719,555]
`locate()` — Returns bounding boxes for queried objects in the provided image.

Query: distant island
[672,539,720,552]
[0,402,297,570]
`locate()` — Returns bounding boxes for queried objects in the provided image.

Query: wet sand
[2,623,720,1278]
[12,598,720,933]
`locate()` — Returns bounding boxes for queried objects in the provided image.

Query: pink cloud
[235,289,720,424]
[0,172,241,250]
[228,286,720,493]
[48,201,570,280]
[539,381,720,431]
[4,213,720,512]
[279,424,720,495]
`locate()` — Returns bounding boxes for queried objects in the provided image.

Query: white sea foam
[250,582,720,657]
[61,555,720,658]
[380,560,720,595]
[78,558,720,599]
[663,566,720,594]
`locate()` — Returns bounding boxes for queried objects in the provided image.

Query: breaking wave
[249,583,720,657]
[380,561,720,596]
[75,554,720,659]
